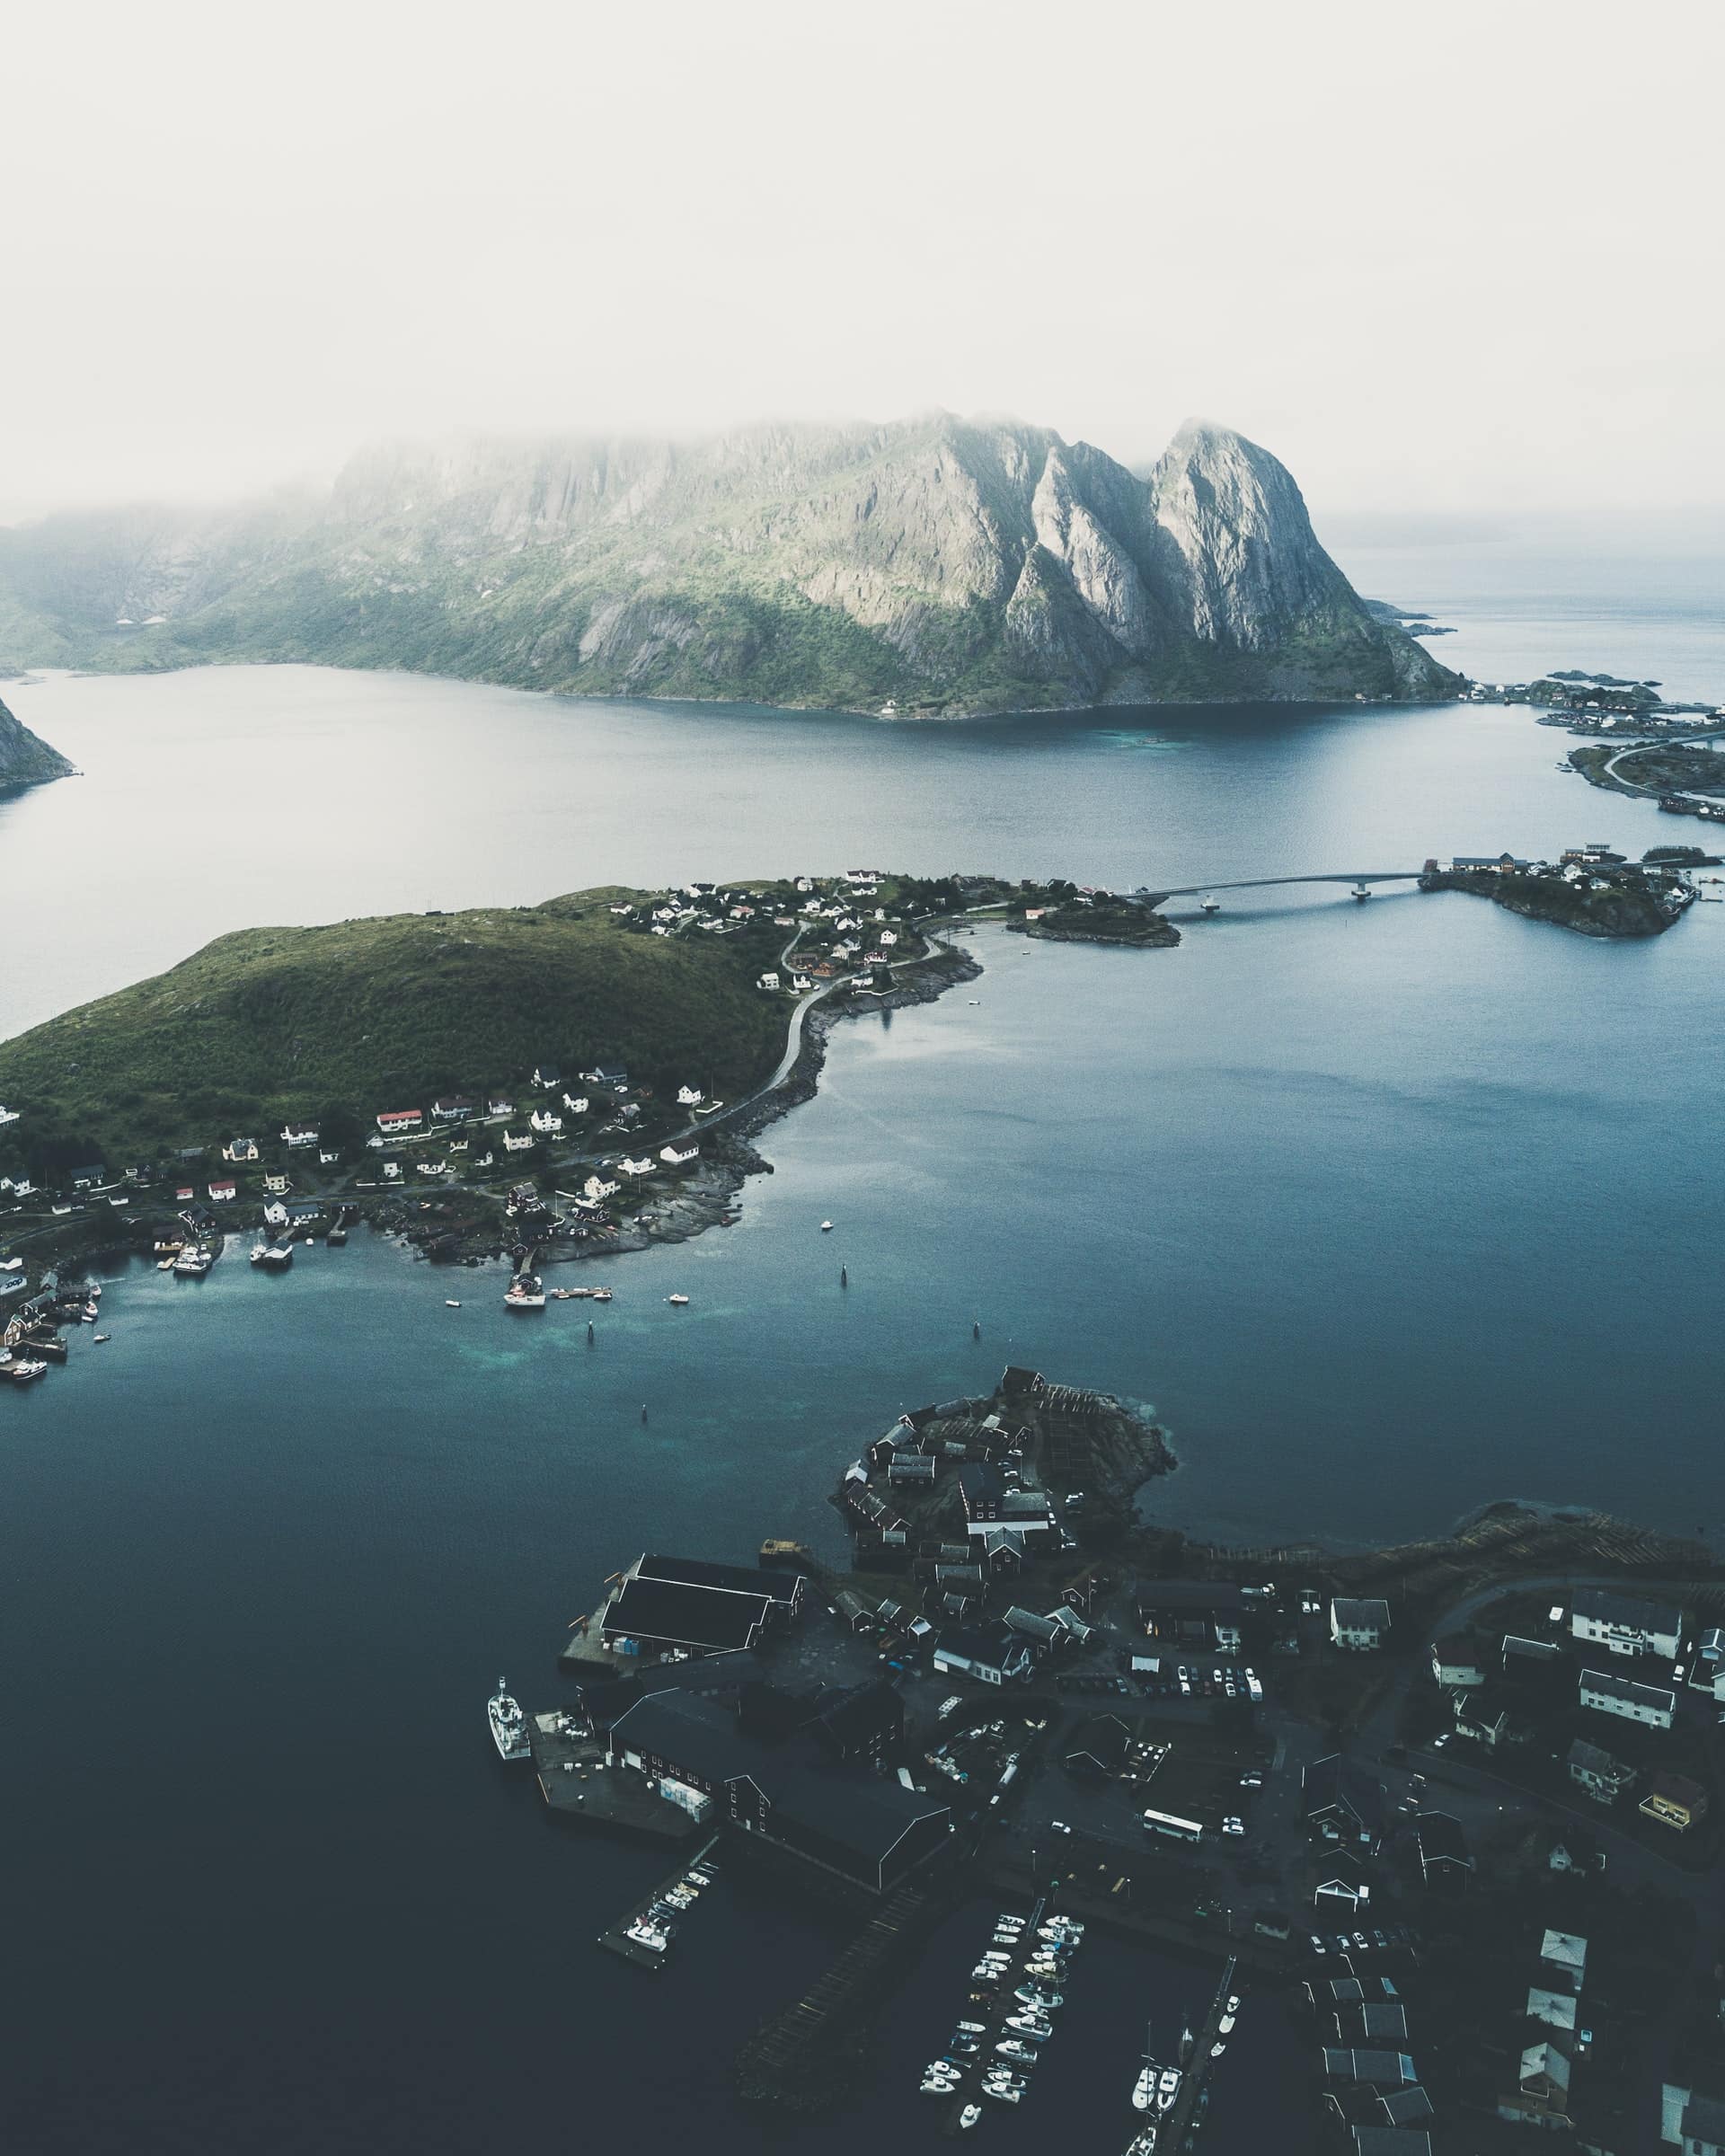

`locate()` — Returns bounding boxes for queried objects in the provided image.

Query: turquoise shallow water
[1,553,1721,2152]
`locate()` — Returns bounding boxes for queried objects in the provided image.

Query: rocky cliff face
[0,416,1459,715]
[0,695,74,789]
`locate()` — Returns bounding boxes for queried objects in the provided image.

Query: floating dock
[597,1833,721,1973]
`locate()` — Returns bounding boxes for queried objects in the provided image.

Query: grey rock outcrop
[0,695,74,789]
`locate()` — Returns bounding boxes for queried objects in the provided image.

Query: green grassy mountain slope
[0,415,1459,714]
[0,890,785,1176]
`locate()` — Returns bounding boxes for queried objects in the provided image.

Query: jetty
[597,1833,721,1973]
[1122,1955,1238,2156]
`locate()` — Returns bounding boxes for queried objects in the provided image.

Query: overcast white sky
[4,0,1721,529]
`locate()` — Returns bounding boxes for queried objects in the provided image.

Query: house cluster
[1309,1951,1437,2156]
[1495,1926,1623,2146]
[1429,1590,1712,1831]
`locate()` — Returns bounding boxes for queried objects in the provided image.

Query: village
[473,1362,1725,2154]
[0,870,991,1338]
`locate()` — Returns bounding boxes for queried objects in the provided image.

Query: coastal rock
[0,694,74,789]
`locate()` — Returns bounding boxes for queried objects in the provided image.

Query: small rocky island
[1420,853,1692,937]
[0,694,74,790]
[1007,883,1181,949]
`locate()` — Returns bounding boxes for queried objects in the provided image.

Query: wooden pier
[597,1833,721,1973]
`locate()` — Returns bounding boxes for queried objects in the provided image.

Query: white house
[375,1109,423,1135]
[0,1104,20,1126]
[583,1174,620,1203]
[932,1626,1032,1687]
[677,1085,704,1107]
[1579,1667,1675,1729]
[280,1124,319,1148]
[1569,1588,1683,1660]
[1330,1598,1391,1652]
[502,1131,535,1154]
[263,1199,289,1227]
[487,1096,514,1118]
[529,1109,562,1135]
[382,1161,402,1180]
[208,1179,237,1201]
[262,1171,289,1195]
[318,1148,341,1165]
[757,971,781,991]
[222,1137,260,1163]
[616,1155,656,1180]
[659,1143,699,1166]
[1430,1639,1486,1690]
[561,1094,590,1116]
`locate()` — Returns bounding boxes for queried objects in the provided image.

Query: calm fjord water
[1,562,1721,2154]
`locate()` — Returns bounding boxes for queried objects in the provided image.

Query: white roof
[1539,1928,1588,1972]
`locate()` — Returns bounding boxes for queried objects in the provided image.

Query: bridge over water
[1132,870,1425,907]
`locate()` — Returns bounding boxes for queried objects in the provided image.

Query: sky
[4,0,1721,531]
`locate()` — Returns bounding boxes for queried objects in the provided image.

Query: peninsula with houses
[479,1355,1725,2153]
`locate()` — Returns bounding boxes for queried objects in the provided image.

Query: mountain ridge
[0,414,1459,715]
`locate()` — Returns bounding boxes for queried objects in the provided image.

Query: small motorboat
[1015,1985,1062,2010]
[820,1220,834,1232]
[1225,1994,1241,2014]
[445,1299,461,1308]
[1350,883,1373,902]
[995,2039,1039,2065]
[981,2085,1022,2105]
[93,1333,111,1343]
[1217,2011,1236,2037]
[1156,2068,1181,2111]
[1210,2041,1227,2060]
[666,1294,690,1306]
[955,2020,986,2036]
[591,1288,613,1302]
[1200,894,1220,914]
[1004,2013,1052,2042]
[959,2104,981,2129]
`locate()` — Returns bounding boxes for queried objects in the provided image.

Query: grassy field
[0,886,786,1177]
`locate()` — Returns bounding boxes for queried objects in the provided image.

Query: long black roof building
[601,1551,808,1657]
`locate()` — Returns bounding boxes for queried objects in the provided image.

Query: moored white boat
[488,1678,531,1761]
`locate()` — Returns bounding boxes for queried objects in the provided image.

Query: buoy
[840,1266,848,1288]
[972,1320,980,1340]
[587,1321,595,1344]
[641,1403,649,1425]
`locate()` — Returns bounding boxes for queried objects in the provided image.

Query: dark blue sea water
[1,555,1721,2152]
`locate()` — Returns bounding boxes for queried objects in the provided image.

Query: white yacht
[487,1679,531,1761]
[1156,2067,1181,2111]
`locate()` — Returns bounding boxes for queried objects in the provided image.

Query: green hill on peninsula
[0,889,785,1177]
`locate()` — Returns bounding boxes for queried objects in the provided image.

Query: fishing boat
[488,1678,532,1761]
[504,1272,546,1309]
